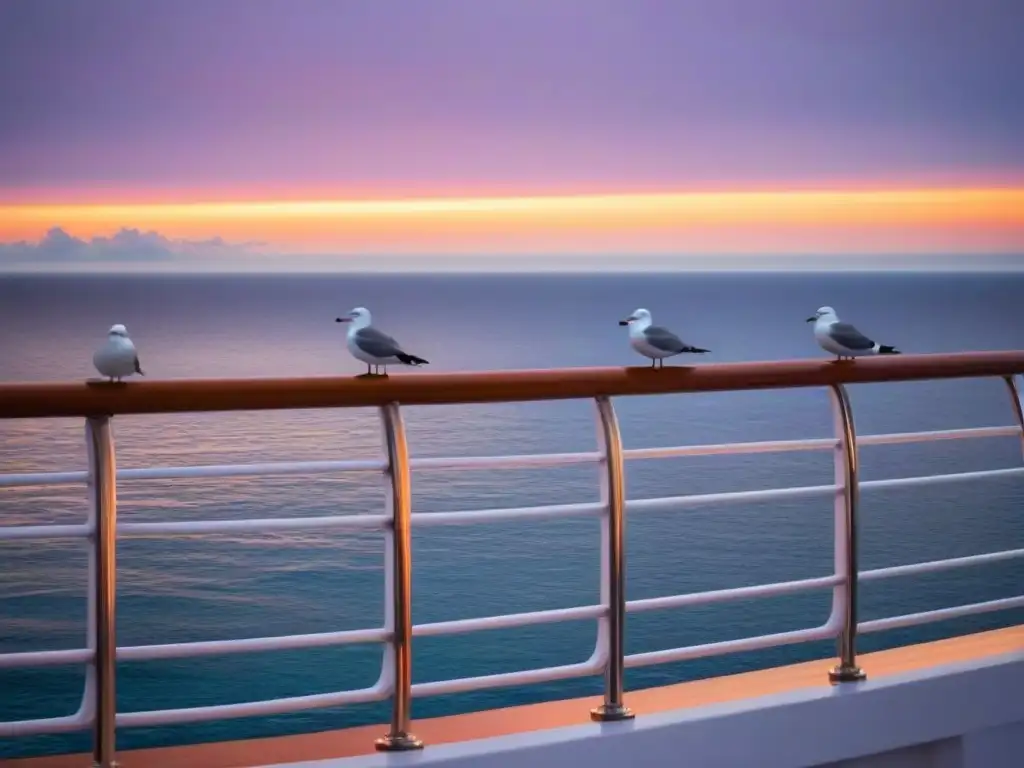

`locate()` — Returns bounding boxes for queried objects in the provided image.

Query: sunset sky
[1,0,1023,270]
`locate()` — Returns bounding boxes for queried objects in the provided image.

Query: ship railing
[1,352,1023,767]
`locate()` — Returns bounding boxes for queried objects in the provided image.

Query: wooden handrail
[1,352,1023,419]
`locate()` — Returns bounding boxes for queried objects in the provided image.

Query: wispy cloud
[0,226,263,263]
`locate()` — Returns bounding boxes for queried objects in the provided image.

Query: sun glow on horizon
[2,186,1023,257]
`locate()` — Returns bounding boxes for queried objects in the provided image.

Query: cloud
[0,227,261,263]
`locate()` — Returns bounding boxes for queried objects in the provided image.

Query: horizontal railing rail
[1,353,1023,768]
[1,352,1024,417]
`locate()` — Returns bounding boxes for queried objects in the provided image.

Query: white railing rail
[1,368,1023,767]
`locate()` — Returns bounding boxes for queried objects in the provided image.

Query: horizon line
[4,263,1024,277]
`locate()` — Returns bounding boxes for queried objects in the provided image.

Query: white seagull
[619,308,710,368]
[336,307,429,377]
[807,306,900,361]
[93,324,145,382]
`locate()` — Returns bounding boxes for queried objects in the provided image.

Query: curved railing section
[1,352,1023,768]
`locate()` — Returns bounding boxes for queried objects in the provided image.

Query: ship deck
[6,624,1021,768]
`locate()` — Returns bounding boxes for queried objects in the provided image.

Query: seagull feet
[355,372,390,379]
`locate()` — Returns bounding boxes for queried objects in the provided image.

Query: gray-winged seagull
[93,324,145,382]
[619,308,710,368]
[336,307,429,377]
[807,306,900,361]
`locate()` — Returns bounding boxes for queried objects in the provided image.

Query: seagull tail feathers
[683,346,710,354]
[397,353,429,366]
[878,345,900,355]
[134,358,145,375]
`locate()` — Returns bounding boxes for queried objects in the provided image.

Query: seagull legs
[357,364,390,379]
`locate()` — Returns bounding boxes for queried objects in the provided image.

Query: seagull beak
[805,316,816,323]
[619,317,634,326]
[335,317,351,323]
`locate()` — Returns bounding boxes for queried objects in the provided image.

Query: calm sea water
[1,272,1023,759]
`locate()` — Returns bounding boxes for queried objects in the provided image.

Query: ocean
[1,271,1023,759]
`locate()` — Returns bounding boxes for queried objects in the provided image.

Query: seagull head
[807,306,837,323]
[336,307,371,326]
[619,308,652,327]
[108,324,129,337]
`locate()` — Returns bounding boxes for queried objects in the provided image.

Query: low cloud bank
[0,227,263,262]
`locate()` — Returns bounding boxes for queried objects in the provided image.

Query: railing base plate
[375,732,424,751]
[828,664,867,684]
[590,703,635,722]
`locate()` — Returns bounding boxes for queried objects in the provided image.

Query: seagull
[335,307,429,377]
[93,324,145,382]
[619,308,710,368]
[807,306,900,361]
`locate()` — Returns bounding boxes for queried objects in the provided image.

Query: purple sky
[1,0,1023,199]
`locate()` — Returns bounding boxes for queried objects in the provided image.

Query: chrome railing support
[828,384,866,683]
[87,416,119,768]
[1004,375,1024,460]
[590,397,634,721]
[375,403,423,751]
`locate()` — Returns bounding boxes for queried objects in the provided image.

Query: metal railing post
[827,384,866,683]
[590,397,634,721]
[375,403,423,751]
[86,416,119,767]
[1004,375,1024,460]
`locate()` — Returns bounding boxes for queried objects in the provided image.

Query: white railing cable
[626,574,842,614]
[413,605,605,638]
[860,548,1024,582]
[859,596,1024,634]
[3,425,1019,490]
[117,627,388,662]
[0,648,94,670]
[625,621,841,669]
